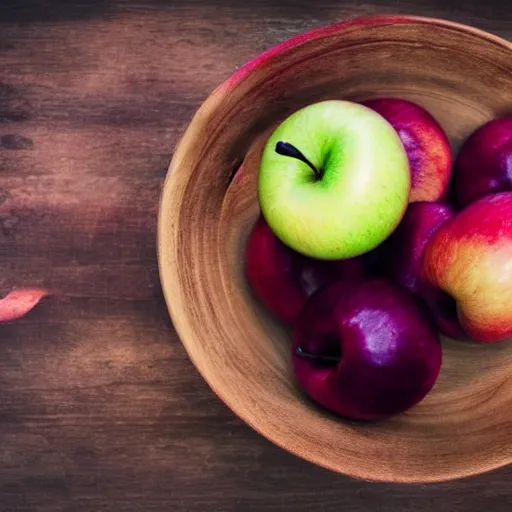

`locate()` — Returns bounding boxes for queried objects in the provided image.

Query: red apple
[363,98,452,203]
[293,279,442,421]
[386,202,455,295]
[423,192,512,342]
[453,117,512,209]
[245,216,364,324]
[382,202,465,338]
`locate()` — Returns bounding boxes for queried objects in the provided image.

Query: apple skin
[383,202,466,338]
[422,286,468,340]
[258,100,410,260]
[423,192,512,342]
[453,117,512,209]
[361,203,466,340]
[245,216,365,324]
[362,202,465,338]
[362,98,452,203]
[386,202,455,295]
[293,279,442,421]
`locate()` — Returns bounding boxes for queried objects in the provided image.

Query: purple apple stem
[275,141,321,179]
[295,346,340,363]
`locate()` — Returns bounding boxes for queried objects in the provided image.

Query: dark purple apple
[292,279,442,421]
[365,202,465,339]
[453,117,512,209]
[245,216,365,324]
[390,205,465,340]
[386,202,455,295]
[385,202,466,338]
[421,287,468,340]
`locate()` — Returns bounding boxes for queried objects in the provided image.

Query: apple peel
[0,289,49,323]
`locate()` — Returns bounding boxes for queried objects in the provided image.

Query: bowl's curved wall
[158,16,512,482]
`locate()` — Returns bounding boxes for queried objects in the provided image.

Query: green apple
[258,100,410,259]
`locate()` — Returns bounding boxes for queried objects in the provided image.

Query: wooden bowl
[158,15,512,482]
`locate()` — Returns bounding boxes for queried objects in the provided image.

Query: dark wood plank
[0,1,510,510]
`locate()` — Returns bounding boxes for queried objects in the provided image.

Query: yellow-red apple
[423,192,512,342]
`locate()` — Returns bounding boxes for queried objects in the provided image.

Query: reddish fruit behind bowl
[293,278,442,421]
[363,98,452,203]
[423,192,512,342]
[453,117,512,209]
[0,289,49,322]
[245,216,365,324]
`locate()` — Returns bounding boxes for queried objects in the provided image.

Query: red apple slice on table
[0,289,49,322]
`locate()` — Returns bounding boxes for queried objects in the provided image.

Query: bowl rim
[158,14,512,483]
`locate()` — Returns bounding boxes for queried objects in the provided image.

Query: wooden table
[0,1,510,510]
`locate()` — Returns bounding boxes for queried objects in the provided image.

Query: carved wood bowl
[158,15,512,482]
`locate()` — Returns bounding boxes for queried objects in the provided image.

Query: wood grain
[1,1,511,510]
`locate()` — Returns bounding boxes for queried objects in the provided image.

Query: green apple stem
[295,346,340,364]
[275,141,321,180]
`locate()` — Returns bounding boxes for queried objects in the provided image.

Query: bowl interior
[159,16,512,482]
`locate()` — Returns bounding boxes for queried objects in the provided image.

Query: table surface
[0,1,511,510]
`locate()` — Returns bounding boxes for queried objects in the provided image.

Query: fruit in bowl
[453,117,512,208]
[423,192,512,343]
[384,201,455,296]
[293,279,442,421]
[258,100,410,260]
[363,98,453,203]
[245,216,365,324]
[249,97,512,420]
[379,201,465,339]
